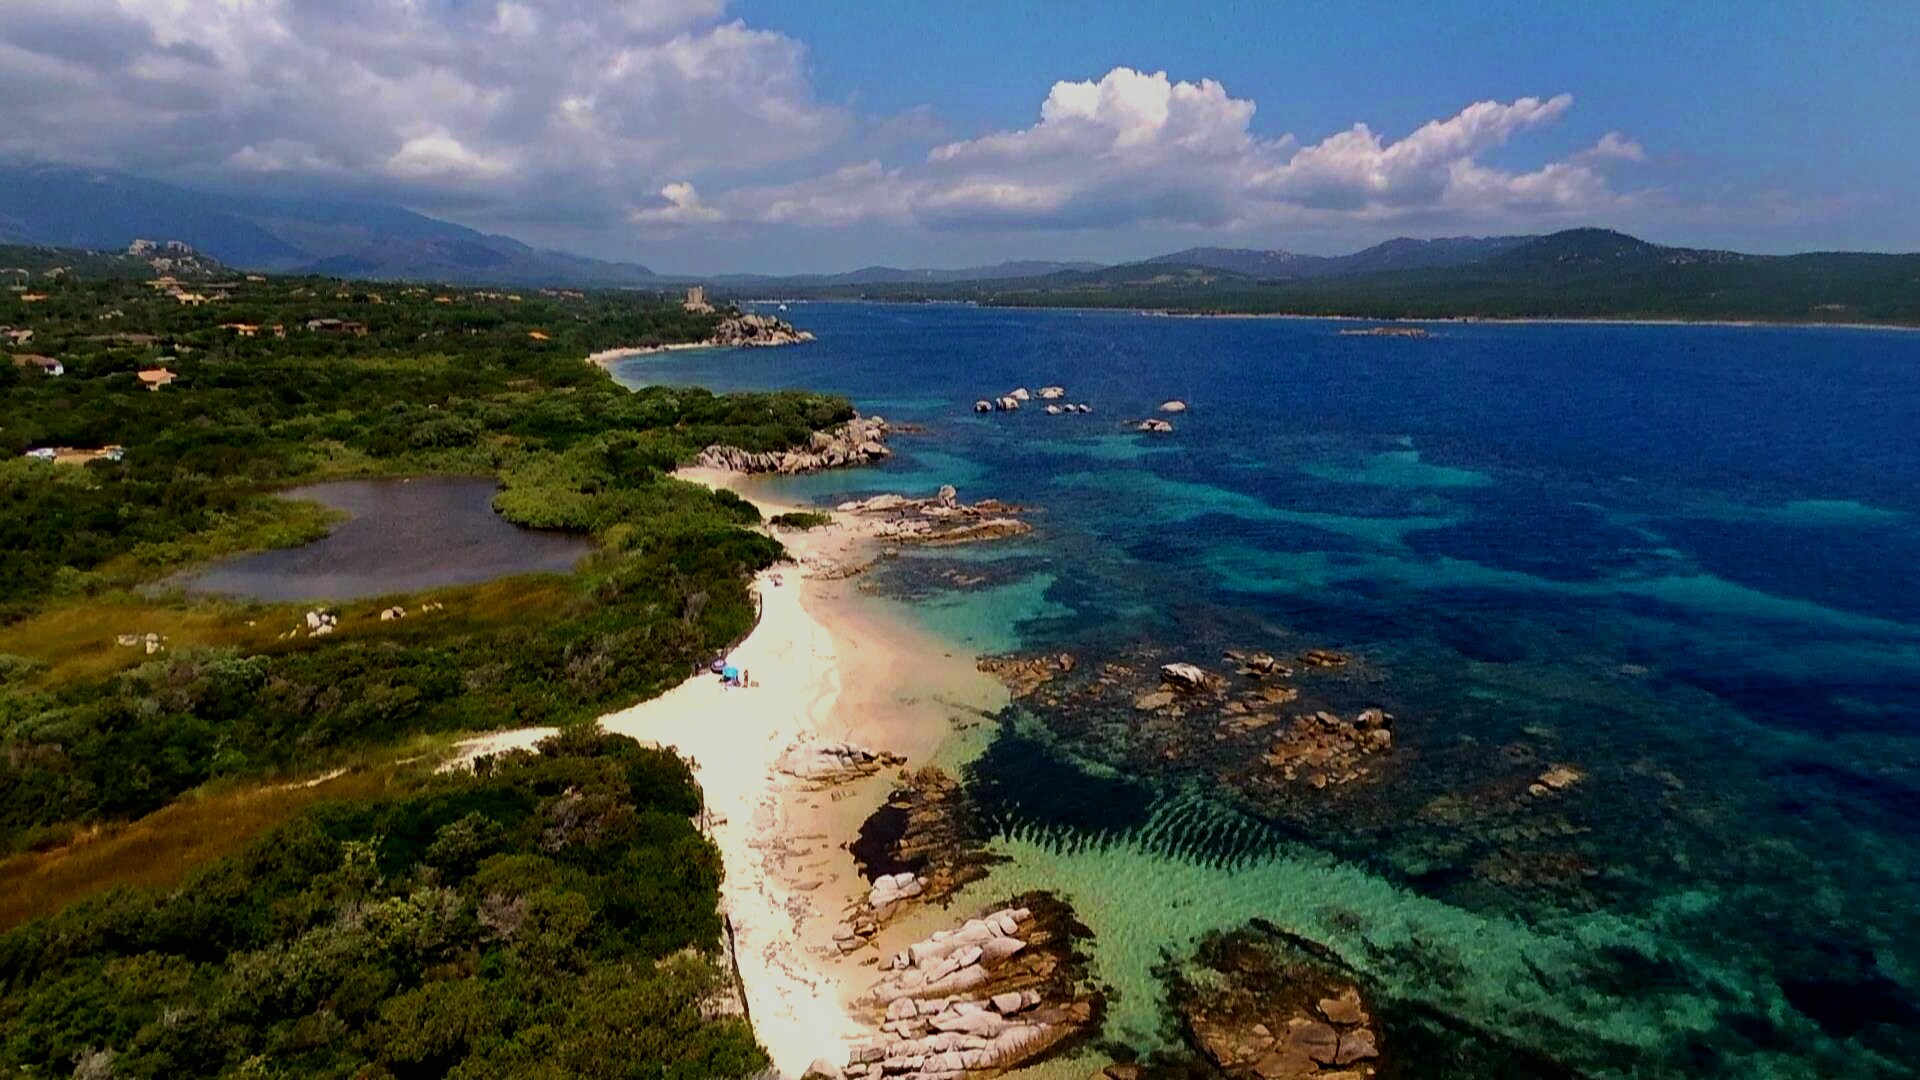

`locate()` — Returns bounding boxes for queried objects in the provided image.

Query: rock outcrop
[710,312,815,347]
[834,487,1033,546]
[844,894,1100,1079]
[696,415,891,474]
[1134,418,1175,433]
[844,767,1002,947]
[776,740,906,786]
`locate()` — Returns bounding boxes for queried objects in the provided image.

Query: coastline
[781,296,1920,332]
[1132,309,1920,332]
[586,341,721,367]
[450,467,1005,1077]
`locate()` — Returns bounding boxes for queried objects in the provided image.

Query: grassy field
[0,573,579,691]
[0,763,398,930]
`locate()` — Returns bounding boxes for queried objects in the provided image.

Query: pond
[181,477,592,602]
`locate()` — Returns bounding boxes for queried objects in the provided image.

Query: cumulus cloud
[674,68,1642,231]
[0,0,845,214]
[1577,131,1648,163]
[0,11,1649,250]
[630,181,724,224]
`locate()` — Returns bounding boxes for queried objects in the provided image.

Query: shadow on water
[179,477,592,602]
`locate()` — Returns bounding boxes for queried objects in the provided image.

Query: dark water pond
[183,477,590,602]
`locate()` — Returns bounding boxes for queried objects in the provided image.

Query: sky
[1,0,1916,274]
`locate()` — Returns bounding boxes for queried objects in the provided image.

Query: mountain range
[2,163,1542,288]
[3,165,1916,325]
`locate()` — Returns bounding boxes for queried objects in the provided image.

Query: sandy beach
[448,468,1003,1077]
[585,341,720,367]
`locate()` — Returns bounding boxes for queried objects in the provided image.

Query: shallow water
[619,306,1920,1078]
[182,477,591,602]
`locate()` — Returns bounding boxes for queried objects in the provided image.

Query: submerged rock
[1171,924,1386,1080]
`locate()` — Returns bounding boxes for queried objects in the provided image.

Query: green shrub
[769,510,832,530]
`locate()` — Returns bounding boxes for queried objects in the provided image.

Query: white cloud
[0,10,1652,252]
[674,69,1639,232]
[1577,131,1648,163]
[0,0,845,217]
[629,181,724,224]
[385,133,514,181]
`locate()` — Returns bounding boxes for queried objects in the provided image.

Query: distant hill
[769,228,1920,326]
[0,165,660,287]
[716,260,1105,288]
[0,239,228,279]
[1328,235,1533,274]
[1143,247,1330,277]
[1138,236,1532,279]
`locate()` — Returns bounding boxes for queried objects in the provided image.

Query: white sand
[601,566,858,1075]
[450,469,1003,1077]
[585,341,718,367]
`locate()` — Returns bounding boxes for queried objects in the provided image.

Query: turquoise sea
[616,304,1920,1078]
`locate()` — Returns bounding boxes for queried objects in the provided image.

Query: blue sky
[2,1,1916,272]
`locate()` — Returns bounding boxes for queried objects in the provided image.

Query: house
[10,353,64,376]
[25,445,125,466]
[221,322,261,337]
[138,367,177,391]
[1,326,32,345]
[21,293,48,303]
[527,330,551,342]
[306,318,369,336]
[170,290,208,306]
[245,274,267,283]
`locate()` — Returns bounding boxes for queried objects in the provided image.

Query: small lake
[183,477,591,602]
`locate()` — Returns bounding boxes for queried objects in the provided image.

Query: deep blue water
[620,305,1920,1078]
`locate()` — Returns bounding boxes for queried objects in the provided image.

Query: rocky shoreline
[587,311,815,368]
[829,892,1102,1080]
[697,415,893,474]
[712,311,817,348]
[834,486,1033,545]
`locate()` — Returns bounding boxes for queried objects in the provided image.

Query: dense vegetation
[768,511,832,531]
[0,729,766,1078]
[766,229,1920,326]
[0,259,847,853]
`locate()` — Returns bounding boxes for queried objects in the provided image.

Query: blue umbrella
[722,665,739,682]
